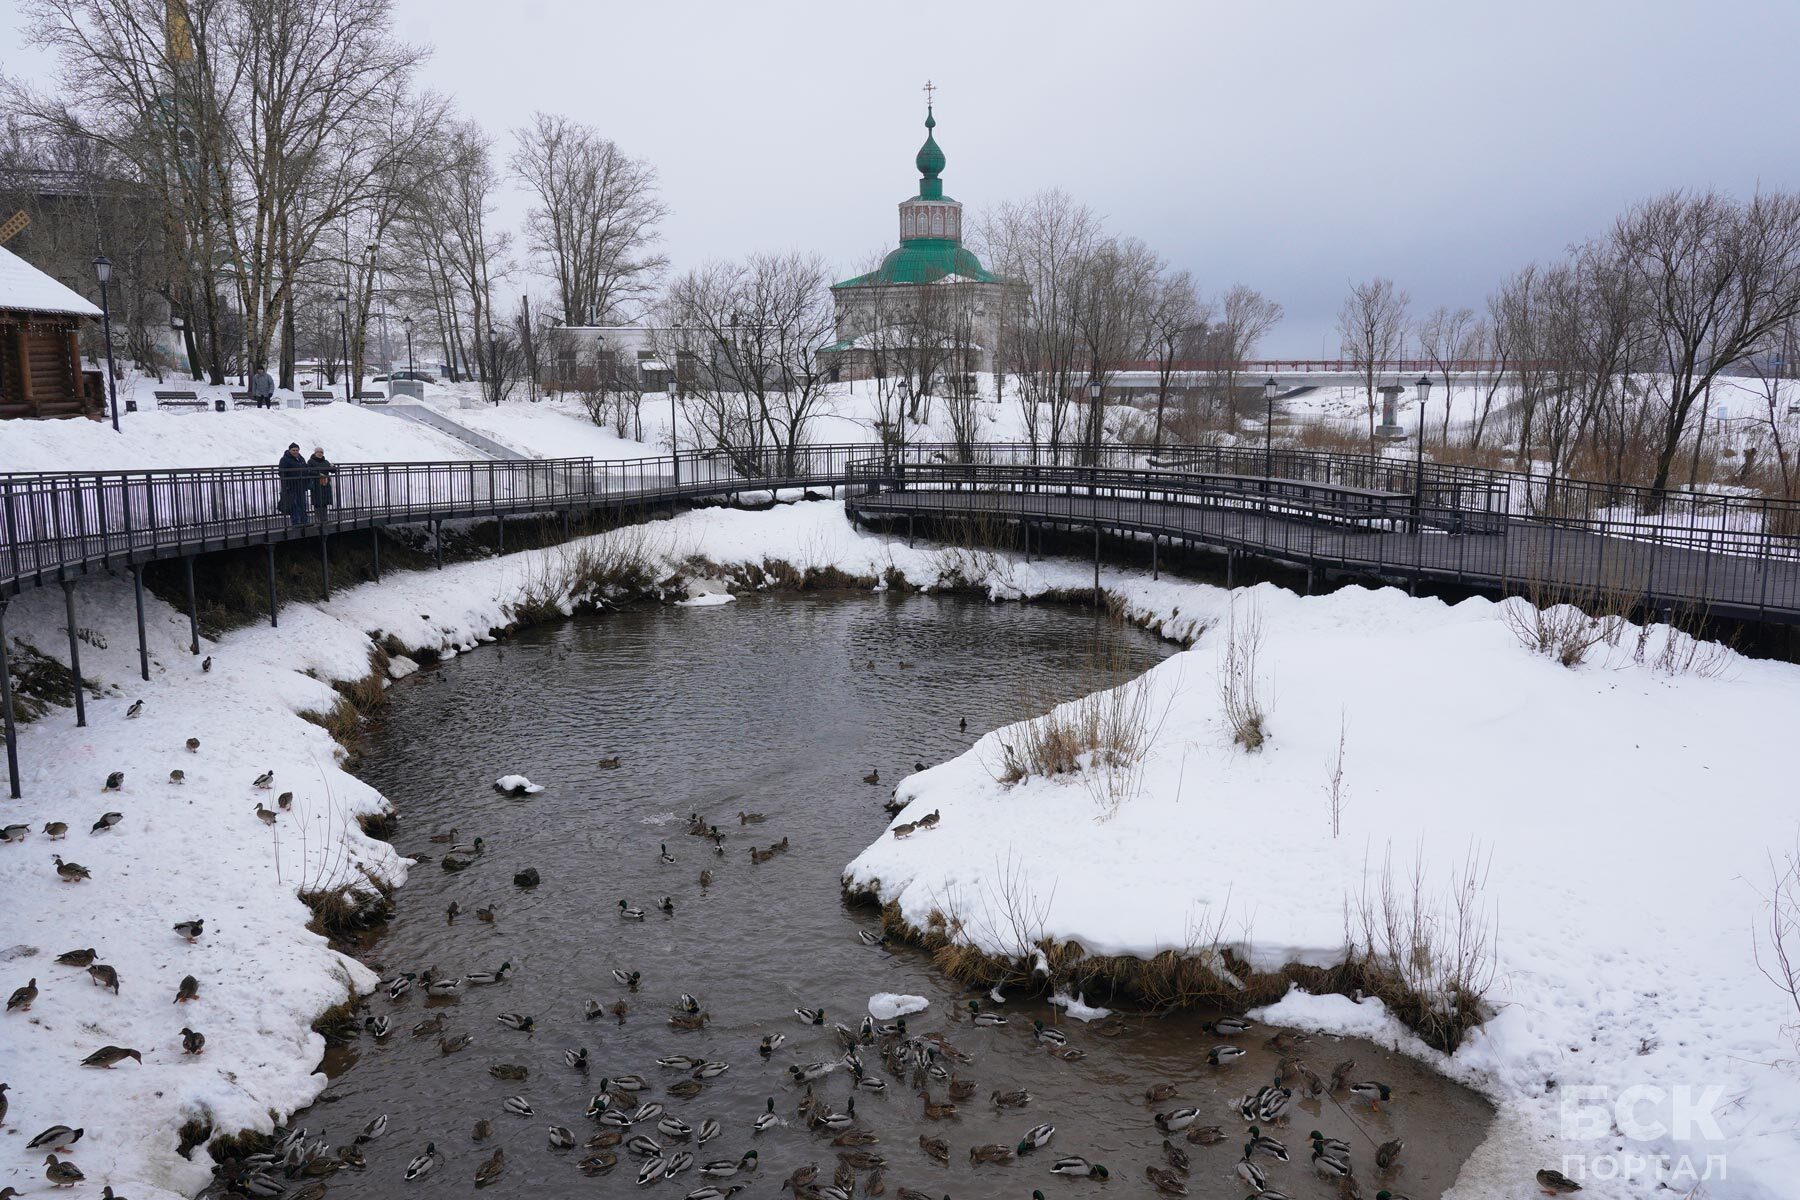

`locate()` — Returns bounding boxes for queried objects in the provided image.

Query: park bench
[301,391,336,406]
[356,391,388,404]
[153,390,205,411]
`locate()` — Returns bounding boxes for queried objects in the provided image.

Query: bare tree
[977,189,1098,453]
[512,113,666,326]
[1143,269,1207,450]
[1067,236,1158,455]
[1614,189,1800,499]
[1209,284,1283,431]
[1418,305,1474,441]
[660,252,837,473]
[1337,277,1410,447]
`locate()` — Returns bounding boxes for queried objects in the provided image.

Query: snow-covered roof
[0,245,103,318]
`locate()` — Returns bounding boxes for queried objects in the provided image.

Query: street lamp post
[669,375,681,488]
[1263,377,1279,483]
[1412,374,1434,532]
[93,255,120,432]
[402,315,415,377]
[335,293,351,404]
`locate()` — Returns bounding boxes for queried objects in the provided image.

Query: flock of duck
[0,684,1583,1200]
[164,785,1471,1200]
[2,700,244,1196]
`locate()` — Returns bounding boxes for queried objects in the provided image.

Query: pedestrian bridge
[2,441,1796,796]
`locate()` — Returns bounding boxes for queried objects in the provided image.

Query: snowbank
[0,400,477,474]
[845,579,1800,1200]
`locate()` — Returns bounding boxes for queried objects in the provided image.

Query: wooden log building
[0,244,106,421]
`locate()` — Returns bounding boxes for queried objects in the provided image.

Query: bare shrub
[1216,598,1268,750]
[1325,712,1348,838]
[988,643,1172,817]
[1345,842,1498,1052]
[508,525,663,621]
[1753,835,1800,1059]
[1500,581,1631,667]
[1643,608,1737,679]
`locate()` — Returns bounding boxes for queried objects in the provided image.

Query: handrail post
[0,598,19,798]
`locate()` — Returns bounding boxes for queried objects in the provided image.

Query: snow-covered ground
[4,433,1798,1196]
[848,577,1800,1200]
[4,393,477,474]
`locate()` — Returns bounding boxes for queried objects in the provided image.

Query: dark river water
[286,594,1490,1199]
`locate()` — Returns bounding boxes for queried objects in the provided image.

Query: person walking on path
[250,365,275,409]
[307,447,337,524]
[278,442,309,526]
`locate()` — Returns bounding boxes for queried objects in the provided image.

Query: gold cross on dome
[923,80,936,107]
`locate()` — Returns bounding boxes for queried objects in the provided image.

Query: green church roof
[834,239,1000,288]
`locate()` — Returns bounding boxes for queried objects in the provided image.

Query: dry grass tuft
[1216,597,1269,750]
[1344,842,1497,1053]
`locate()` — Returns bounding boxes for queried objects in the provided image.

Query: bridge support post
[497,513,505,554]
[1152,534,1159,581]
[132,564,149,682]
[61,580,86,728]
[320,526,331,601]
[266,543,279,628]
[0,598,19,799]
[1093,523,1101,606]
[908,516,914,548]
[1226,549,1236,589]
[433,521,444,570]
[371,528,382,583]
[183,556,200,655]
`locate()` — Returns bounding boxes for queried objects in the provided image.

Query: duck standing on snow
[103,772,124,792]
[81,1045,142,1068]
[7,978,37,1012]
[91,812,122,833]
[181,1028,205,1055]
[1536,1168,1583,1194]
[126,700,143,718]
[53,855,90,882]
[43,822,68,839]
[2,823,29,842]
[89,964,120,993]
[173,919,204,943]
[44,1155,85,1187]
[253,770,274,789]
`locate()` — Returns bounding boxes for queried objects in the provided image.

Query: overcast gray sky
[7,0,1799,354]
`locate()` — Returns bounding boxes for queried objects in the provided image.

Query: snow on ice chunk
[1049,990,1112,1022]
[494,774,543,795]
[869,994,929,1020]
[677,592,735,608]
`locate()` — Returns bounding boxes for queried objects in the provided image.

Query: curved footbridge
[3,442,1797,795]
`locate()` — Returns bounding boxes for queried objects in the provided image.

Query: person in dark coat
[278,442,309,525]
[307,447,336,523]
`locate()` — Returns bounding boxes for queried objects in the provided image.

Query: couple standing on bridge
[278,442,337,526]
